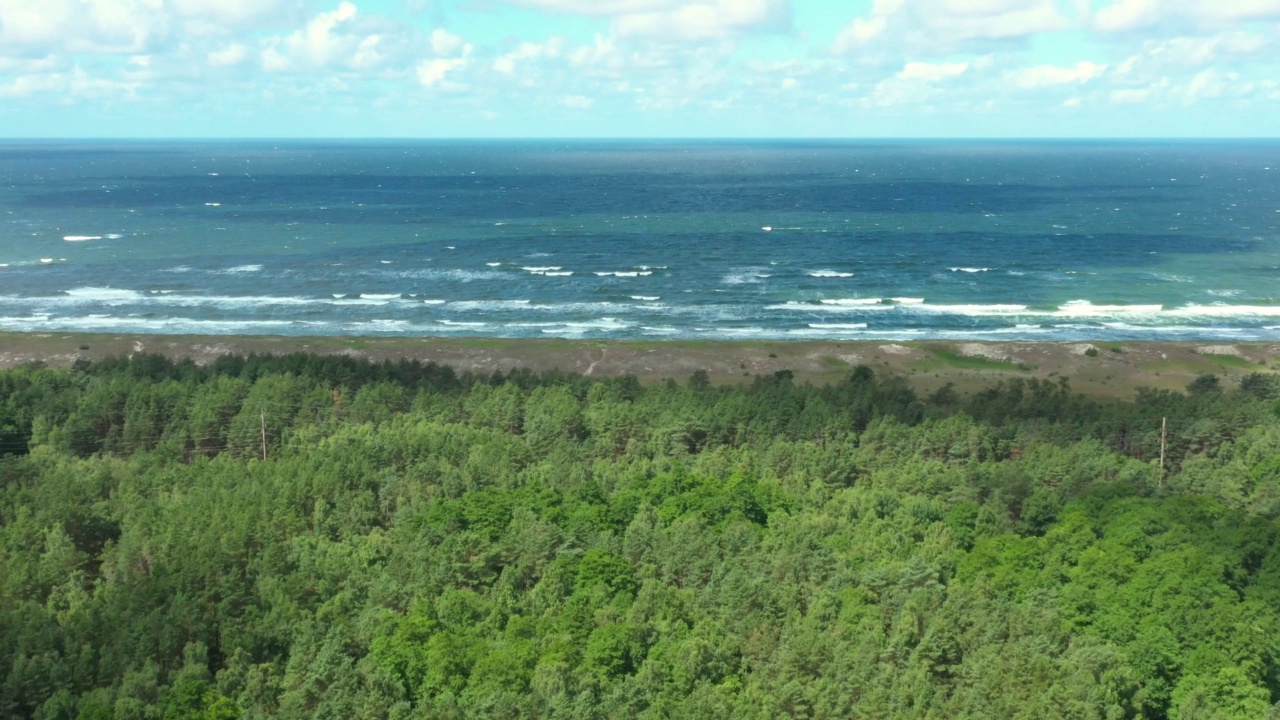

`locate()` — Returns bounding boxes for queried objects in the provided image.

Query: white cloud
[1093,0,1280,32]
[1007,61,1107,88]
[258,2,404,74]
[614,0,790,41]
[430,28,467,56]
[898,60,970,81]
[0,64,141,100]
[503,0,789,40]
[417,57,467,87]
[1093,0,1160,32]
[168,0,315,27]
[493,38,565,74]
[0,0,169,54]
[872,59,975,106]
[834,0,1068,55]
[208,43,249,67]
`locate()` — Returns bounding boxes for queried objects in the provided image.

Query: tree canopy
[2,353,1280,718]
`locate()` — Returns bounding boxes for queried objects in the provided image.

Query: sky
[0,0,1278,137]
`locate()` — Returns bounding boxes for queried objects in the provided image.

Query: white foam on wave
[63,235,103,242]
[523,266,562,273]
[596,271,653,277]
[891,297,925,304]
[486,262,502,267]
[950,267,990,273]
[767,300,885,312]
[820,298,882,306]
[422,299,446,305]
[1168,304,1280,318]
[446,299,533,311]
[62,287,148,303]
[912,303,1028,315]
[722,270,772,284]
[807,270,855,278]
[360,293,401,301]
[391,269,506,282]
[808,323,869,330]
[1053,300,1163,317]
[542,271,574,277]
[0,316,295,333]
[440,320,488,327]
[222,264,262,273]
[631,296,660,301]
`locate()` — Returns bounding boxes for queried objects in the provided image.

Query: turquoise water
[1,140,1278,340]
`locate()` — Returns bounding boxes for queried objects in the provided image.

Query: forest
[2,351,1280,719]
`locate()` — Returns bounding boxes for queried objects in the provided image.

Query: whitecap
[422,299,446,305]
[949,267,990,273]
[911,303,1027,315]
[542,271,574,277]
[105,233,123,239]
[808,323,869,330]
[807,270,855,278]
[1168,304,1280,318]
[440,320,488,327]
[204,203,221,207]
[820,298,883,306]
[223,264,262,273]
[486,262,502,267]
[1053,300,1163,317]
[891,297,924,304]
[631,296,660,301]
[63,235,103,242]
[721,270,772,284]
[524,266,563,273]
[360,293,401,301]
[63,287,147,302]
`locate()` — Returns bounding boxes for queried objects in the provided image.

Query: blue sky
[0,0,1278,137]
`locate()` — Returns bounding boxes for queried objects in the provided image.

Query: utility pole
[1158,416,1167,485]
[260,410,268,462]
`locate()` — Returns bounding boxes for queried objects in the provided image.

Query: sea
[2,140,1279,342]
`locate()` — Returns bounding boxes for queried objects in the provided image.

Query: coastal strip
[2,332,1278,398]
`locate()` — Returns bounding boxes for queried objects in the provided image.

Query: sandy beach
[2,331,1276,397]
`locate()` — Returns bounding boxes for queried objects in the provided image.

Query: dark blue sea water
[2,140,1279,341]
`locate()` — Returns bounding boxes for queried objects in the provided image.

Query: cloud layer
[0,0,1276,136]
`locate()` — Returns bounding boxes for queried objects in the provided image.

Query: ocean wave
[807,270,855,278]
[631,296,660,301]
[221,264,263,273]
[820,298,883,306]
[949,267,990,273]
[62,287,148,302]
[0,316,296,333]
[522,266,562,273]
[596,271,653,277]
[722,269,772,284]
[63,235,103,242]
[807,323,869,330]
[1052,301,1163,317]
[1168,304,1280,318]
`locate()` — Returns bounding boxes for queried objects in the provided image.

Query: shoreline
[3,331,1278,398]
